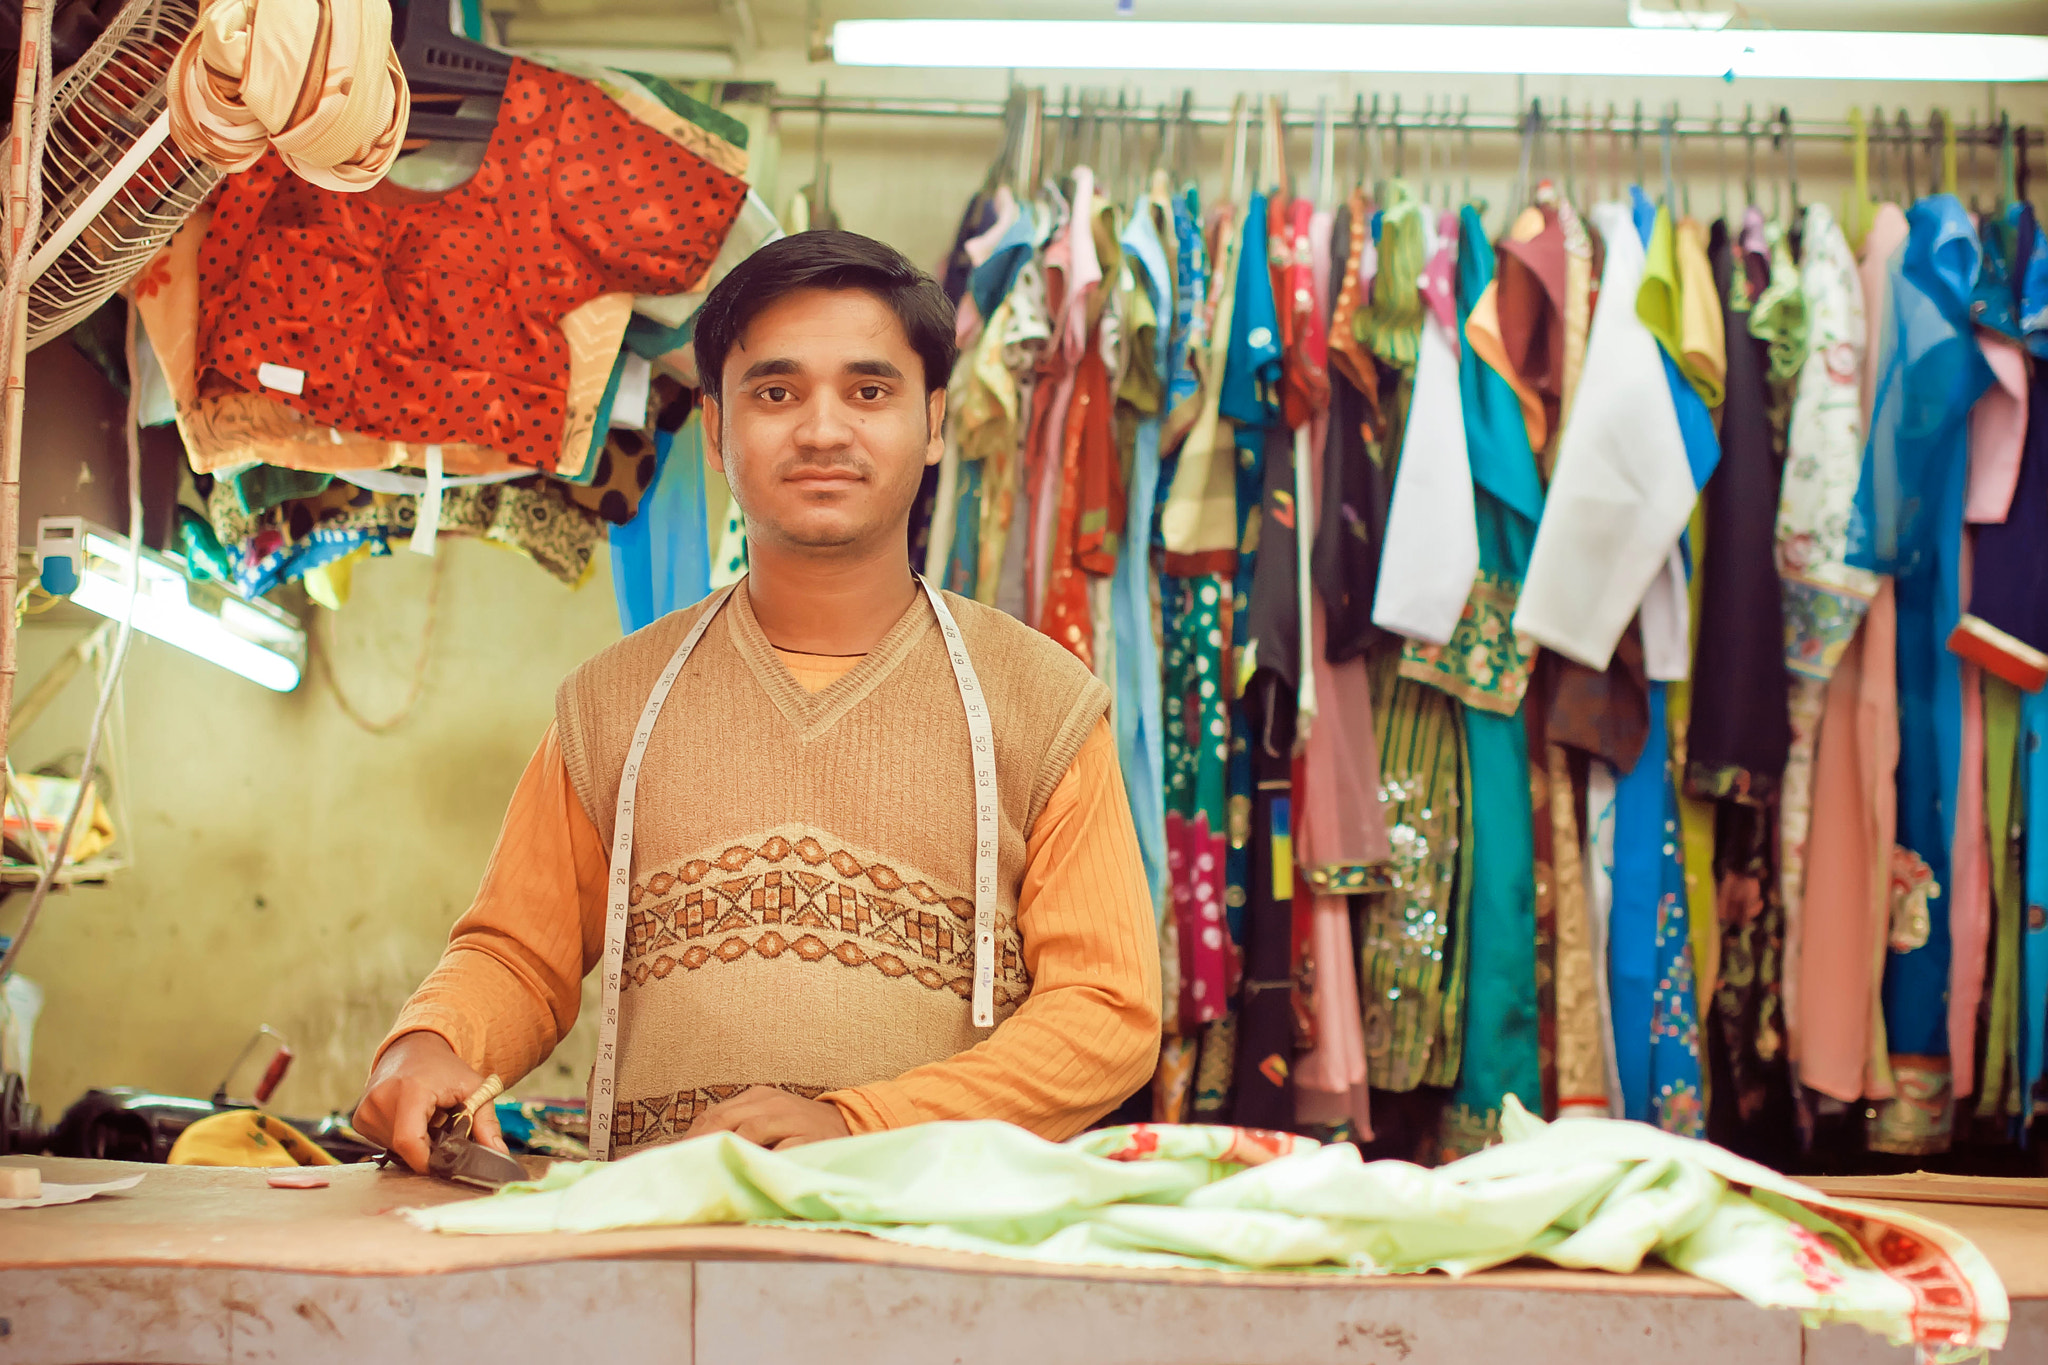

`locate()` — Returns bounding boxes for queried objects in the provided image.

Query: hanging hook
[1227,93,1250,206]
[1659,107,1675,208]
[1892,107,1908,204]
[1965,111,1983,213]
[1632,100,1645,189]
[1714,103,1728,219]
[1778,106,1797,221]
[1368,92,1384,202]
[1561,97,1575,205]
[1605,102,1619,203]
[1391,94,1405,180]
[1742,103,1757,208]
[1421,93,1436,203]
[1461,95,1475,210]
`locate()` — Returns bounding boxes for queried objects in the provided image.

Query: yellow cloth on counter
[168,1110,342,1167]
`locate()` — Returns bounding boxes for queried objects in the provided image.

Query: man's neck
[743,538,919,657]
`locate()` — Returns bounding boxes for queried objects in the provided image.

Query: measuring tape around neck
[587,577,998,1161]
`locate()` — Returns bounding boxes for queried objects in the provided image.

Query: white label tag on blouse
[408,446,445,556]
[256,363,306,395]
[586,578,999,1160]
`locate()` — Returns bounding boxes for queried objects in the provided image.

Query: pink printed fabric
[1167,810,1235,1025]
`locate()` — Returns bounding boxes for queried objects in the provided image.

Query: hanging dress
[1845,196,1994,1155]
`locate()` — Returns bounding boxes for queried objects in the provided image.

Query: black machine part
[41,1088,380,1163]
[0,1070,44,1155]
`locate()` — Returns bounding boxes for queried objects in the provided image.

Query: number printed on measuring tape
[587,579,1003,1158]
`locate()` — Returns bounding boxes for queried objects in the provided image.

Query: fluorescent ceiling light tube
[60,527,306,693]
[830,20,2048,82]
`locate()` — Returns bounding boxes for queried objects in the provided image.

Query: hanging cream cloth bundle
[168,0,411,192]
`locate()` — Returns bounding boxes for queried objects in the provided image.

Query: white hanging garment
[1371,221,1476,646]
[1512,201,1695,671]
[1639,544,1692,682]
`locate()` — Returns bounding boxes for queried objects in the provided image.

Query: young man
[355,231,1160,1168]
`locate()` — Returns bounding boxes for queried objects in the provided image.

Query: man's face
[703,287,945,555]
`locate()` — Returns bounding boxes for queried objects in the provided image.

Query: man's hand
[685,1087,850,1150]
[351,1031,508,1173]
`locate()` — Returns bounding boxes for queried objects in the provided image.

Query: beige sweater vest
[557,582,1109,1153]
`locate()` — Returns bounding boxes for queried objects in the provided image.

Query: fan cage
[21,0,217,350]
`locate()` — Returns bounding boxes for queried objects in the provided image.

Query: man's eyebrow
[737,357,802,383]
[845,359,906,381]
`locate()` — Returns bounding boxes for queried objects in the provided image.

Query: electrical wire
[311,551,444,735]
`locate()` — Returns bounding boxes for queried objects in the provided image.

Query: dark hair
[692,229,958,404]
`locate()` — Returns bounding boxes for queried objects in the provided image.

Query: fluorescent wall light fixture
[830,20,2048,82]
[35,519,307,693]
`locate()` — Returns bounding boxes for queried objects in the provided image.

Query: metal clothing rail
[760,90,2032,147]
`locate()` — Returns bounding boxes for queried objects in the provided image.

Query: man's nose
[793,389,857,448]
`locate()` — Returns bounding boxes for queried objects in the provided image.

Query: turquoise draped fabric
[1846,196,1993,1060]
[1446,204,1544,1124]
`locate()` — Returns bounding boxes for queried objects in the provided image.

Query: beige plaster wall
[5,543,619,1122]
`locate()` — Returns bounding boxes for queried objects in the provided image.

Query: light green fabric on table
[409,1100,2006,1360]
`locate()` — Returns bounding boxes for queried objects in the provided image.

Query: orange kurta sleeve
[377,724,607,1084]
[823,717,1163,1140]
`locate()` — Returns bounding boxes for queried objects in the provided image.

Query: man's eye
[856,385,885,401]
[759,385,790,402]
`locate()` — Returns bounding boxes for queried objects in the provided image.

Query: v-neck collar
[725,577,936,740]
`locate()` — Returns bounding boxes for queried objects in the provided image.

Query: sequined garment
[1358,651,1470,1092]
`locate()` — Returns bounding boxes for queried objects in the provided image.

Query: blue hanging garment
[610,417,712,635]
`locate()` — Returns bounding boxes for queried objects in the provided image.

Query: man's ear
[702,395,727,474]
[924,388,947,468]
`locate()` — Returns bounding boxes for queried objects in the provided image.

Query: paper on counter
[0,1173,144,1210]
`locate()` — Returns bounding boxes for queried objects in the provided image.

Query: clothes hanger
[1964,113,1984,215]
[980,89,1022,198]
[1892,109,1908,206]
[1606,102,1620,203]
[1513,100,1534,210]
[1660,108,1675,209]
[1227,94,1251,206]
[1938,109,1959,198]
[1315,95,1338,211]
[1349,93,1366,196]
[1675,102,1692,218]
[1742,104,1758,210]
[804,81,839,230]
[391,0,509,142]
[1632,100,1645,191]
[1264,93,1291,201]
[1998,112,2018,209]
[1462,97,1479,214]
[1561,97,1576,208]
[1421,95,1438,207]
[1367,93,1384,203]
[1391,94,1405,182]
[1715,104,1730,221]
[1777,106,1798,223]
